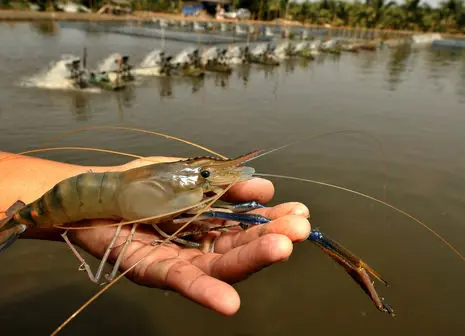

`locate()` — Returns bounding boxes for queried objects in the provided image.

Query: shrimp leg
[145,202,269,251]
[70,203,268,283]
[106,204,267,281]
[62,224,123,284]
[152,224,203,247]
[152,220,247,247]
[105,224,138,282]
[149,202,269,247]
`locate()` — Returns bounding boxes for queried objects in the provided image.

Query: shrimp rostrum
[0,150,394,317]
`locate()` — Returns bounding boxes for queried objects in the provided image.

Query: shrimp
[0,150,262,283]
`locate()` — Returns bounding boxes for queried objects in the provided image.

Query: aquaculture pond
[0,21,464,336]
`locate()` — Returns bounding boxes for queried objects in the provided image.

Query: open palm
[69,177,311,316]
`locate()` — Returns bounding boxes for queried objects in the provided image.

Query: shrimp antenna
[255,172,465,262]
[242,130,389,202]
[242,130,387,166]
[0,147,175,172]
[39,126,228,159]
[1,126,229,168]
[16,147,144,159]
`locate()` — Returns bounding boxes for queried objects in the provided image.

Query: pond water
[0,21,464,336]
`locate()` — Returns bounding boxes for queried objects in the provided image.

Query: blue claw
[231,201,266,212]
[308,228,393,316]
[202,211,270,225]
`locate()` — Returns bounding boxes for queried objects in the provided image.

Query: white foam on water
[97,53,122,72]
[19,55,101,93]
[140,49,164,68]
[171,47,198,65]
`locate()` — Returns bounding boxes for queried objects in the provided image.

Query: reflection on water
[261,65,278,79]
[30,20,58,36]
[457,60,465,103]
[236,64,251,87]
[357,51,379,77]
[386,46,411,91]
[70,92,91,121]
[156,77,173,98]
[191,77,204,94]
[1,23,465,336]
[116,85,137,109]
[213,73,230,89]
[284,59,296,74]
[425,48,464,95]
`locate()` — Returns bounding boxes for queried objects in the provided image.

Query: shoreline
[0,9,149,22]
[1,9,464,40]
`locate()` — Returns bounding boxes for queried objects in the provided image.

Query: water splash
[294,41,310,53]
[250,43,269,56]
[97,53,123,72]
[19,55,99,92]
[140,49,165,68]
[171,47,198,65]
[274,41,291,59]
[225,46,246,65]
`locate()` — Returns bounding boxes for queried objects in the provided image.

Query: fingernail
[292,205,310,217]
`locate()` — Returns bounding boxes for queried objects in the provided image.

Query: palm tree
[364,0,396,27]
[439,0,465,32]
[267,0,281,20]
[381,5,408,30]
[402,0,422,30]
[298,1,311,22]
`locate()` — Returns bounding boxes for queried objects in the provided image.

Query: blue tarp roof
[182,4,203,16]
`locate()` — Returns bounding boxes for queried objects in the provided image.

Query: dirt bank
[2,9,464,40]
[0,9,236,23]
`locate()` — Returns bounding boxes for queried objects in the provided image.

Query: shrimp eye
[200,170,211,178]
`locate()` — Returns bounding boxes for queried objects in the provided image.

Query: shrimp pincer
[0,149,393,317]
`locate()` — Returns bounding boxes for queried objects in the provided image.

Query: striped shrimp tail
[0,201,28,252]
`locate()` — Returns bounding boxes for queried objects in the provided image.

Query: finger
[222,177,275,203]
[130,246,241,316]
[193,234,294,283]
[251,202,310,218]
[213,214,311,254]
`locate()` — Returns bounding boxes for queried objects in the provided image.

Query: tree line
[2,0,465,34]
[244,0,465,33]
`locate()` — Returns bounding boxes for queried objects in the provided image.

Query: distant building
[97,0,133,15]
[182,0,232,17]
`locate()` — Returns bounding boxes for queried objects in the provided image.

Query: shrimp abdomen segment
[31,171,122,227]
